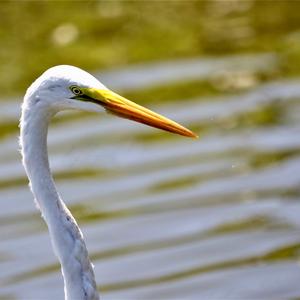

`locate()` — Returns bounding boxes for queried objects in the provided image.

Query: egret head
[24,65,197,138]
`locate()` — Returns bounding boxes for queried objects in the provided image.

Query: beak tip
[184,130,198,139]
[190,134,199,139]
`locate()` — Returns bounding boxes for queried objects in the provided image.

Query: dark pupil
[73,88,80,94]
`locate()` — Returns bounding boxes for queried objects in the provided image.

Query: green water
[1,1,300,95]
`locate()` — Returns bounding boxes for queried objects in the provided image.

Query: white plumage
[20,65,196,300]
[20,66,101,300]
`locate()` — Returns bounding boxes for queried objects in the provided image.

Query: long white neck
[20,102,99,300]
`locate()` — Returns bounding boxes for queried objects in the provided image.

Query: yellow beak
[82,87,198,138]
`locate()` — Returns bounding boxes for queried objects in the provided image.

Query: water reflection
[1,54,300,299]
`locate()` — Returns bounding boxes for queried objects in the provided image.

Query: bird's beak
[81,87,198,138]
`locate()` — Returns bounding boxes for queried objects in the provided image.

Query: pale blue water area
[1,53,300,299]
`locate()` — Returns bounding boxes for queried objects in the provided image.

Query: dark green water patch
[151,176,200,193]
[0,214,46,240]
[0,178,28,190]
[206,216,291,236]
[250,150,300,169]
[123,79,232,105]
[0,169,106,190]
[149,164,243,194]
[54,169,103,181]
[235,104,283,127]
[0,122,18,139]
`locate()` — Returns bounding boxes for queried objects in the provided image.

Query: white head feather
[23,65,107,112]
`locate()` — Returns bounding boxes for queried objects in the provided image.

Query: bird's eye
[70,86,83,96]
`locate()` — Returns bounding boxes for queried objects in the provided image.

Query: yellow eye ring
[70,85,83,96]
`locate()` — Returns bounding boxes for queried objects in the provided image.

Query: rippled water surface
[1,53,300,299]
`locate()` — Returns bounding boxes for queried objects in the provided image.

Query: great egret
[20,65,196,300]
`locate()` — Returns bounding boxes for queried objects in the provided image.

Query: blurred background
[1,1,300,299]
